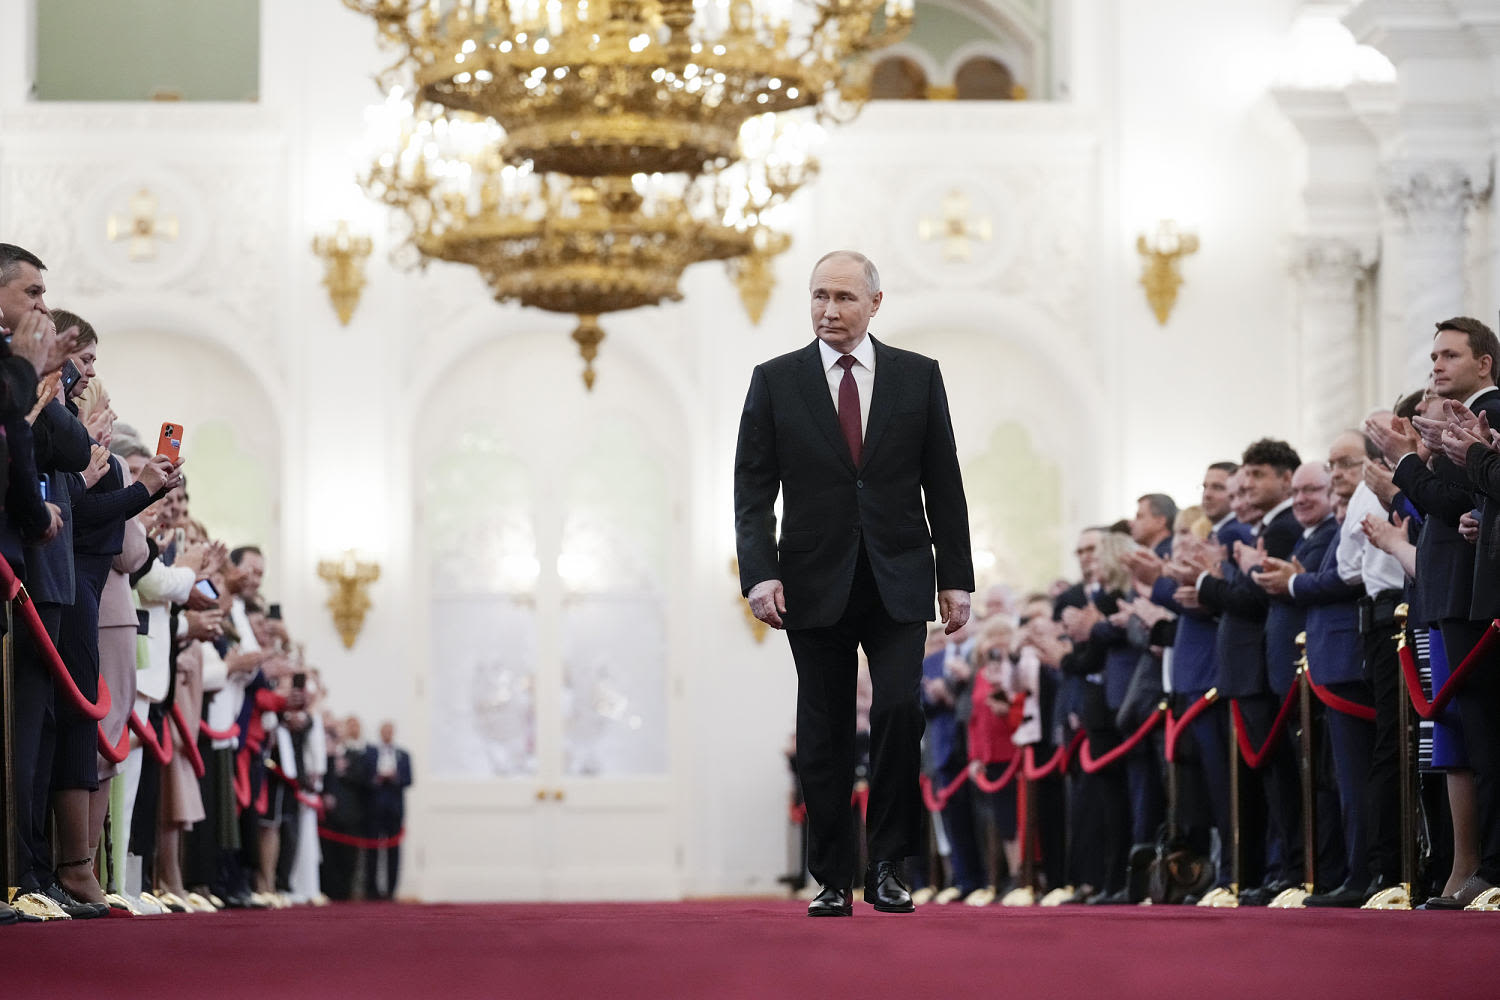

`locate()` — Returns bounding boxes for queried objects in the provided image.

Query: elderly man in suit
[735,250,974,917]
[364,720,412,900]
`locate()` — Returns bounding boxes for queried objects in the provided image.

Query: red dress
[968,670,1026,765]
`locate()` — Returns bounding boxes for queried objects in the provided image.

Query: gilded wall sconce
[311,222,373,325]
[317,550,381,649]
[1136,220,1199,325]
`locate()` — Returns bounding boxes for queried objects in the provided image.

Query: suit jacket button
[856,480,863,488]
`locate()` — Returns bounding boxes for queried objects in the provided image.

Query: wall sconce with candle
[317,550,381,649]
[1136,220,1199,325]
[311,221,373,325]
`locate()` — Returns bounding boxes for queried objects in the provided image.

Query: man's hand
[134,455,174,495]
[25,372,61,425]
[1061,603,1102,643]
[80,444,111,489]
[1364,413,1422,466]
[1233,538,1267,576]
[1172,585,1200,610]
[747,579,786,630]
[938,589,971,635]
[1363,460,1399,508]
[1439,422,1492,468]
[184,609,224,642]
[1251,555,1301,596]
[8,312,77,376]
[84,407,113,448]
[923,675,953,707]
[1460,510,1481,545]
[41,502,63,544]
[1361,512,1410,556]
[1122,549,1164,588]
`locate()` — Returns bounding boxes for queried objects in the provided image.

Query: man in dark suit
[363,720,412,900]
[1373,317,1500,906]
[735,250,974,917]
[1188,439,1303,904]
[1257,431,1373,901]
[1386,319,1500,905]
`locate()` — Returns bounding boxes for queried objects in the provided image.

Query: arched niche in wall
[871,54,931,100]
[954,54,1017,100]
[90,326,282,592]
[880,318,1090,592]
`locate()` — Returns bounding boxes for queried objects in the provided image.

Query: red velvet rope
[171,704,207,779]
[1022,732,1085,781]
[1397,622,1500,721]
[1078,707,1165,774]
[317,827,405,850]
[130,712,173,766]
[232,750,251,810]
[1165,691,1218,763]
[970,753,1023,794]
[1305,672,1376,722]
[1229,683,1299,769]
[0,563,112,722]
[200,720,241,742]
[266,760,326,817]
[97,721,131,764]
[920,769,970,812]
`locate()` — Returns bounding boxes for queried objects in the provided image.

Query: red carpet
[2,899,1496,999]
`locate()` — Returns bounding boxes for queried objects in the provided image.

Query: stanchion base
[1362,885,1411,910]
[138,891,173,914]
[1038,886,1074,907]
[184,892,218,913]
[1464,887,1500,911]
[909,886,936,907]
[1000,886,1036,907]
[104,892,143,915]
[931,886,964,905]
[1267,887,1309,909]
[964,886,997,906]
[1197,887,1238,908]
[12,892,70,920]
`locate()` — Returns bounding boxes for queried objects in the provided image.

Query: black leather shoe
[1304,876,1379,908]
[1087,888,1133,905]
[1238,879,1297,907]
[863,861,915,913]
[807,885,853,917]
[43,880,109,919]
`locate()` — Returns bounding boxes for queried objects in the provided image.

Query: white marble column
[1291,236,1371,453]
[1378,160,1483,402]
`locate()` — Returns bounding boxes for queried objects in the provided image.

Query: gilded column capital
[1379,160,1489,234]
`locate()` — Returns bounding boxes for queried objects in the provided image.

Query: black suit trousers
[786,546,925,889]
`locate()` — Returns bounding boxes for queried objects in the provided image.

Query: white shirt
[818,334,875,441]
[1332,482,1407,597]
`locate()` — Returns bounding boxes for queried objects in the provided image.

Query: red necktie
[836,354,862,467]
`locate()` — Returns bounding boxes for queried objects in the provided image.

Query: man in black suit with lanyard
[735,250,974,917]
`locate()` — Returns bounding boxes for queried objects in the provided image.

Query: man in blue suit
[1259,461,1345,891]
[363,721,413,900]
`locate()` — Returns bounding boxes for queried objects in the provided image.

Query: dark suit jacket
[363,745,413,826]
[734,336,974,628]
[1198,505,1301,698]
[1289,521,1365,686]
[1264,517,1337,695]
[1393,387,1500,623]
[1463,442,1500,619]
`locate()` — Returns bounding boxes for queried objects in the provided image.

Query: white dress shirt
[818,334,875,441]
[1333,481,1407,597]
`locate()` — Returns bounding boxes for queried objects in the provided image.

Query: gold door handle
[551,789,565,802]
[535,788,547,801]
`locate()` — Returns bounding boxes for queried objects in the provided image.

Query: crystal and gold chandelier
[346,0,910,385]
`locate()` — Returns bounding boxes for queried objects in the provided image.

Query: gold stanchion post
[1271,634,1315,908]
[1199,701,1240,907]
[1365,605,1413,909]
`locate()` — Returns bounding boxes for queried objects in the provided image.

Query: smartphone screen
[156,422,184,462]
[194,578,219,601]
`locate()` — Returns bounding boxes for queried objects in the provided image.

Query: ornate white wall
[0,0,1495,897]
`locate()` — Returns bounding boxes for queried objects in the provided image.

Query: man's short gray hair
[811,250,880,295]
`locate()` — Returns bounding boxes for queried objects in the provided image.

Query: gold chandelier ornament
[346,0,903,386]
